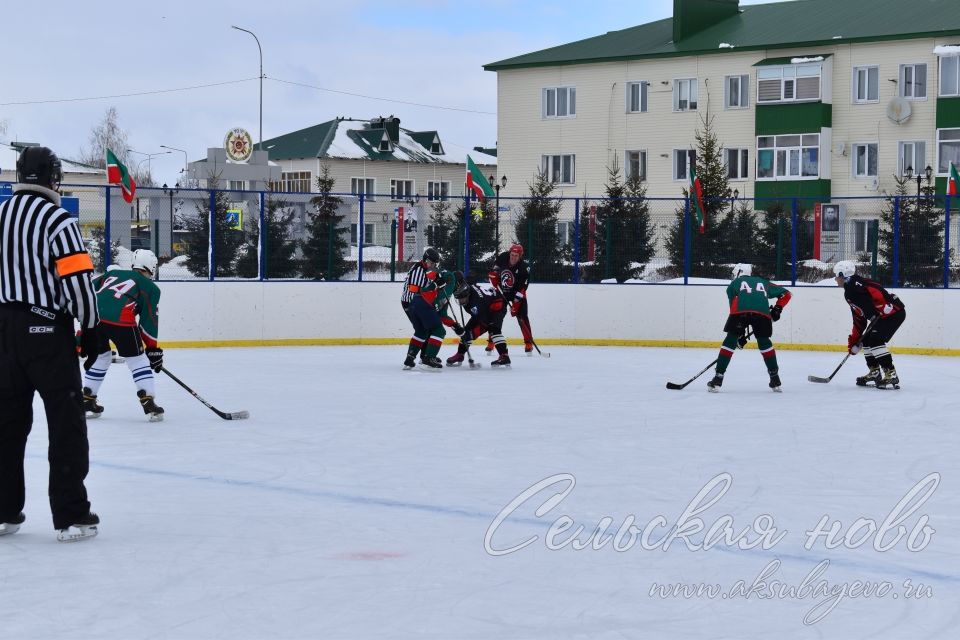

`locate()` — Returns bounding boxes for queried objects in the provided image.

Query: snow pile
[791,56,824,64]
[718,43,735,49]
[933,45,960,56]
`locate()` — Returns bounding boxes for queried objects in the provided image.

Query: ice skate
[524,343,534,356]
[418,356,443,372]
[57,512,99,543]
[402,355,416,370]
[856,366,881,387]
[491,354,511,368]
[446,352,465,367]
[769,372,782,393]
[706,373,723,392]
[0,512,25,536]
[83,387,103,419]
[137,390,165,422]
[876,368,900,390]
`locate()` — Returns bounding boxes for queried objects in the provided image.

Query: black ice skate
[418,356,443,372]
[83,387,104,419]
[0,512,26,536]
[57,512,99,542]
[446,352,464,367]
[707,373,723,392]
[876,368,900,390]
[856,367,881,387]
[491,354,511,367]
[403,355,416,370]
[769,372,782,393]
[137,390,165,422]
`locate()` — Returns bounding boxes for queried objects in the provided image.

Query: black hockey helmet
[454,280,472,303]
[16,146,63,190]
[453,270,465,287]
[423,247,440,266]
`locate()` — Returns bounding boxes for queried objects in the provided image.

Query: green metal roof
[260,121,337,160]
[485,0,960,71]
[753,53,832,66]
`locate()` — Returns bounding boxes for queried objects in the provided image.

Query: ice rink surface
[2,345,958,640]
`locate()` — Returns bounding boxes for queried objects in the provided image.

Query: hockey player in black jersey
[447,281,512,367]
[485,243,535,355]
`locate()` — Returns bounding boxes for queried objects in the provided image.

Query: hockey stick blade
[665,382,687,390]
[161,367,250,421]
[807,375,831,384]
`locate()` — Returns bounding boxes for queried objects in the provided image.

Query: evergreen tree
[513,170,565,282]
[235,197,300,278]
[426,198,458,270]
[460,197,498,280]
[879,175,944,287]
[87,224,121,273]
[181,186,245,277]
[664,107,745,278]
[302,164,349,280]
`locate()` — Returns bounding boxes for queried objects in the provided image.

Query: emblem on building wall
[224,128,253,162]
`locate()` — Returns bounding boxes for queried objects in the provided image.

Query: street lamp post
[488,174,508,253]
[730,188,739,213]
[905,164,934,203]
[160,145,190,181]
[231,25,263,150]
[127,149,171,181]
[162,183,180,258]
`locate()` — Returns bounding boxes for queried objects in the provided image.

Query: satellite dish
[886,97,912,125]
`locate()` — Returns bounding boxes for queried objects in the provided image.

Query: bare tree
[78,107,156,186]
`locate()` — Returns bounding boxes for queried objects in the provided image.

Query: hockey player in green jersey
[82,249,165,421]
[707,264,792,393]
[402,268,464,371]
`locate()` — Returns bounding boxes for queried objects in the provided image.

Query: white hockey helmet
[732,263,752,278]
[131,249,158,277]
[833,260,856,280]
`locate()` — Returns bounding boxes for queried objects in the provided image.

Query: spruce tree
[879,175,944,287]
[426,198,458,270]
[460,197,498,280]
[235,197,300,278]
[664,107,745,278]
[182,186,245,278]
[302,164,349,280]
[513,170,565,282]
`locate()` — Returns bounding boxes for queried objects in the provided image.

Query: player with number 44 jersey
[81,250,165,421]
[707,264,792,393]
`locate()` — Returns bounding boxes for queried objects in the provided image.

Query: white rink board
[160,281,959,350]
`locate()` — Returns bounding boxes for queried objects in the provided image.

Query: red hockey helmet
[509,243,524,257]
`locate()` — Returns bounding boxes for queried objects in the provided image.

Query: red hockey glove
[847,335,861,355]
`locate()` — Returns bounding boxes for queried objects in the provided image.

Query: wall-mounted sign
[224,128,253,162]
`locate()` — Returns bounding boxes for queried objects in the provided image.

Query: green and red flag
[689,163,706,234]
[948,161,960,197]
[466,155,494,201]
[106,148,136,203]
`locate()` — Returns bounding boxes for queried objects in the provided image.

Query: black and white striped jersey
[0,185,100,328]
[401,261,431,304]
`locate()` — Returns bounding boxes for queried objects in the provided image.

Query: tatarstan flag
[466,155,494,201]
[949,162,960,197]
[689,163,706,234]
[106,148,136,203]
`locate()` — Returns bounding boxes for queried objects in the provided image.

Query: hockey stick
[807,317,878,384]
[530,339,551,358]
[666,329,755,390]
[160,367,250,420]
[455,304,481,369]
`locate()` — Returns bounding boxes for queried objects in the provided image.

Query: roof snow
[933,45,960,56]
[790,56,824,63]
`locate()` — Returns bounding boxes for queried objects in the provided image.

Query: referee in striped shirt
[0,145,102,540]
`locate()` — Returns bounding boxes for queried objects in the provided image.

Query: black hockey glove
[146,347,164,373]
[452,323,464,336]
[769,304,783,322]
[78,324,103,371]
[737,332,750,349]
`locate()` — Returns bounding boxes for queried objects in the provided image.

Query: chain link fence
[6,182,955,288]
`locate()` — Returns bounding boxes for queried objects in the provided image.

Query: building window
[673,149,696,181]
[626,81,648,113]
[541,154,575,184]
[673,78,698,111]
[350,177,376,202]
[757,64,821,103]
[936,128,960,174]
[939,56,960,97]
[898,141,926,177]
[853,219,879,253]
[390,179,414,200]
[852,143,879,178]
[724,148,750,180]
[427,180,449,201]
[557,221,574,247]
[378,132,392,152]
[725,75,749,109]
[900,64,927,99]
[350,222,375,246]
[757,134,820,180]
[542,87,576,118]
[853,66,880,103]
[269,171,311,193]
[625,150,647,181]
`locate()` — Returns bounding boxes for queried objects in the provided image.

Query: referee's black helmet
[16,146,63,190]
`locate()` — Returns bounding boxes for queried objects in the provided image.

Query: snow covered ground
[2,345,958,639]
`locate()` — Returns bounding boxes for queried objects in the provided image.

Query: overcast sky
[1,0,789,186]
